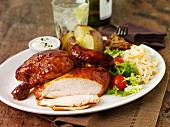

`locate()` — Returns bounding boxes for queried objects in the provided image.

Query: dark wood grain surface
[0,0,170,127]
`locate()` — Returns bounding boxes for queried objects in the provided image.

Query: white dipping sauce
[29,36,60,52]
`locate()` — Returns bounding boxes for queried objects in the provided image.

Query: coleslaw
[122,44,158,84]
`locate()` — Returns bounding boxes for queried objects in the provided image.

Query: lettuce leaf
[122,85,143,96]
[106,86,119,96]
[109,61,138,77]
[125,73,142,86]
[104,48,124,57]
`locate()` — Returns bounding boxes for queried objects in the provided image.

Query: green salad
[104,48,143,97]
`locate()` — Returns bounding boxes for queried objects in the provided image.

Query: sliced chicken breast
[34,67,111,99]
[38,95,100,111]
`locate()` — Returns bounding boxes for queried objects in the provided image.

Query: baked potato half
[61,25,104,52]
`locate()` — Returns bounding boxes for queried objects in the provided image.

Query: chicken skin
[70,44,115,68]
[11,50,74,100]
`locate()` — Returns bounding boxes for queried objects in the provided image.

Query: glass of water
[51,0,89,39]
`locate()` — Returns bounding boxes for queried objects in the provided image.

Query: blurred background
[111,0,170,32]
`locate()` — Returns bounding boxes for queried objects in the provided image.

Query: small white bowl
[28,36,60,52]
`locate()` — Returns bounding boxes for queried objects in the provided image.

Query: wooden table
[0,0,170,127]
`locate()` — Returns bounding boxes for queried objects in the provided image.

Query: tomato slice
[114,57,124,63]
[111,75,127,90]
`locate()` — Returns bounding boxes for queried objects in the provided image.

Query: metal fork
[114,25,128,36]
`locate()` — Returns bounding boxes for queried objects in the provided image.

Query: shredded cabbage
[122,44,158,83]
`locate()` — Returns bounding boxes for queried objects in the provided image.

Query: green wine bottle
[88,0,112,27]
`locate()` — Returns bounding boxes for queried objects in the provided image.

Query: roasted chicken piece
[34,67,111,110]
[70,44,115,68]
[11,50,74,100]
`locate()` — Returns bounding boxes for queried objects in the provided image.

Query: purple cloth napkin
[100,22,167,48]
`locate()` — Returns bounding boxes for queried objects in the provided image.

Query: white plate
[0,45,166,115]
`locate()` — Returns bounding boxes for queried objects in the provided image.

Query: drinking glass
[51,0,89,39]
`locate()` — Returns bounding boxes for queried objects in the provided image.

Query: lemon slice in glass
[74,3,89,22]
